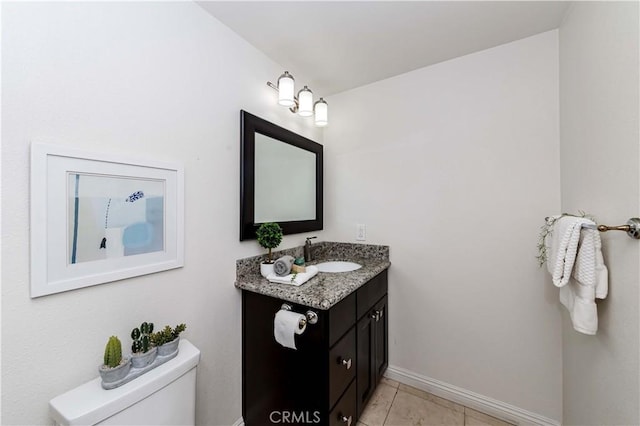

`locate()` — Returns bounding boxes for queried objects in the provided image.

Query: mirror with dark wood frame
[240,110,323,241]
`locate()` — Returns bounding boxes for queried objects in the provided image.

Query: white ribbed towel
[546,216,593,288]
[545,215,609,334]
[267,266,319,286]
[559,227,608,334]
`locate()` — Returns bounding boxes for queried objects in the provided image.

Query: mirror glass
[240,110,323,240]
[254,133,316,222]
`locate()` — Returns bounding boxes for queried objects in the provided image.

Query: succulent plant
[103,336,123,368]
[172,323,186,339]
[150,323,187,347]
[131,322,154,354]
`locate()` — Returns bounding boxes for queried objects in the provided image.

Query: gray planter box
[99,358,131,384]
[157,337,180,356]
[100,344,180,390]
[131,346,158,368]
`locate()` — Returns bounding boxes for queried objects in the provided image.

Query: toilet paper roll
[274,310,306,350]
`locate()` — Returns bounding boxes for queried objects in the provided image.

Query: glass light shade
[278,72,295,107]
[298,86,313,117]
[314,98,328,127]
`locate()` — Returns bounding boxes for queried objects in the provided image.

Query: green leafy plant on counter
[256,222,283,264]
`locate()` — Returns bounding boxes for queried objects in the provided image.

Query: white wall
[323,31,563,421]
[559,2,640,425]
[1,2,324,424]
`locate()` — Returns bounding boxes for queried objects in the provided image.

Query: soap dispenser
[304,236,317,262]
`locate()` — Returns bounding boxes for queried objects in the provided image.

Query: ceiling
[198,1,571,96]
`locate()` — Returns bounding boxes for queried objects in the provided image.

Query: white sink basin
[315,261,362,273]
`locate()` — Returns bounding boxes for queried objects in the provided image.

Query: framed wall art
[30,143,184,297]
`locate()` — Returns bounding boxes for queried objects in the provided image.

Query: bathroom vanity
[236,242,390,425]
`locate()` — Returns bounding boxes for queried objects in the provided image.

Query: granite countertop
[234,242,391,310]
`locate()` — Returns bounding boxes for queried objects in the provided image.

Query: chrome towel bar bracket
[596,218,640,239]
[545,217,640,239]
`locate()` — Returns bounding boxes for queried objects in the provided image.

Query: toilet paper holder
[281,304,318,330]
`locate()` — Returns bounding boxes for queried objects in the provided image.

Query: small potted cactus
[99,336,131,384]
[151,323,186,356]
[130,322,157,368]
[256,222,283,277]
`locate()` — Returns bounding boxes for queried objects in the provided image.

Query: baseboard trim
[231,417,244,426]
[385,365,560,426]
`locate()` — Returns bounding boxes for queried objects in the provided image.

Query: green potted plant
[256,222,283,277]
[151,323,186,357]
[99,336,131,384]
[130,322,157,368]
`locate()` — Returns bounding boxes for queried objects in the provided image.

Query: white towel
[267,266,319,286]
[546,216,593,287]
[545,216,608,334]
[559,228,608,335]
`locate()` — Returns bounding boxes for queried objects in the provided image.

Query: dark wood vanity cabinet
[242,269,388,426]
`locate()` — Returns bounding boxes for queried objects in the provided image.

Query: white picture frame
[30,143,184,298]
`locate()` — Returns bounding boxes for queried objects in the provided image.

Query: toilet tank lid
[49,339,200,426]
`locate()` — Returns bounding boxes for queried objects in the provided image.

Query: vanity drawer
[329,292,356,347]
[356,269,388,320]
[329,380,357,426]
[328,327,356,410]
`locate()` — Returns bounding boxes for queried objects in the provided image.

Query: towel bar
[545,217,640,239]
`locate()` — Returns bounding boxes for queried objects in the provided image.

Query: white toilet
[49,339,200,425]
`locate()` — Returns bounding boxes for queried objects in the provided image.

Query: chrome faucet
[304,236,317,262]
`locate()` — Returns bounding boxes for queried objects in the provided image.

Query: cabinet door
[356,295,389,419]
[373,296,388,383]
[356,312,375,418]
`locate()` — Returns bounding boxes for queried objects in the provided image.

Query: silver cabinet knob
[340,415,352,426]
[339,357,352,370]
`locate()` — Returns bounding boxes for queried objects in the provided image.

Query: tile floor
[358,378,515,426]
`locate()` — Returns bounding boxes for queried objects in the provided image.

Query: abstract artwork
[68,174,165,264]
[31,144,184,298]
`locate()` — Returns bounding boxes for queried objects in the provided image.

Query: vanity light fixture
[297,86,313,117]
[277,71,295,107]
[314,98,328,127]
[267,71,329,127]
